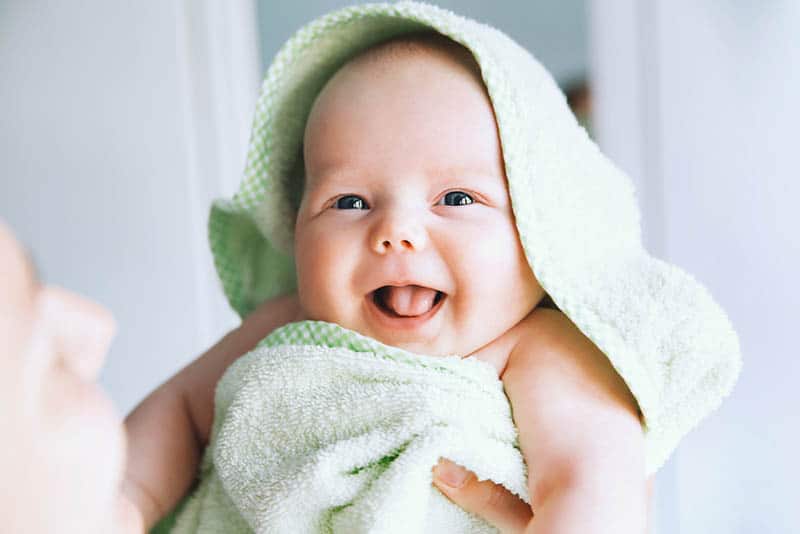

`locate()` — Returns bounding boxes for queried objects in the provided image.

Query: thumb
[432,458,532,534]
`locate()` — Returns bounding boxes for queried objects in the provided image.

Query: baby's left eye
[437,191,474,206]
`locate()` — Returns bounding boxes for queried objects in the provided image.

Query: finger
[432,458,532,534]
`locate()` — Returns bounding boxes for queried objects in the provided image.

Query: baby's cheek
[470,218,517,259]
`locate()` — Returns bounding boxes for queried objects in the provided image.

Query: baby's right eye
[333,195,369,210]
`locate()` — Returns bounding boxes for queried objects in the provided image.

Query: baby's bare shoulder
[497,307,572,376]
[519,306,579,340]
[501,307,647,512]
[466,307,568,376]
[503,306,642,424]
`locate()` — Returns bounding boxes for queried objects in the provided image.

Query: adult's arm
[121,293,303,530]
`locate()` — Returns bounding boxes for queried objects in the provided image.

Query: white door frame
[173,0,262,345]
[588,2,677,533]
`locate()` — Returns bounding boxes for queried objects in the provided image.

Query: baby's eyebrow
[310,166,505,191]
[305,168,351,188]
[439,170,507,192]
[430,167,510,200]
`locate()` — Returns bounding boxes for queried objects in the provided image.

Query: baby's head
[293,32,547,357]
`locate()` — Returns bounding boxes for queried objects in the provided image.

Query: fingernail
[433,459,469,489]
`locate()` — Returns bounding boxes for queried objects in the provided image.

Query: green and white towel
[164,1,742,532]
[172,320,526,533]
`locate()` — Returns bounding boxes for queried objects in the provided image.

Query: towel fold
[172,320,527,533]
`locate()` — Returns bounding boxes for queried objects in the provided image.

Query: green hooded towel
[164,2,742,532]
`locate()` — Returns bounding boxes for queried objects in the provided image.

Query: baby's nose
[371,214,428,254]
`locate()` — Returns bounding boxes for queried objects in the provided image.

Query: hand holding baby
[432,308,648,533]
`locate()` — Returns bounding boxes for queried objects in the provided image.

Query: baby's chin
[314,298,488,357]
[364,322,481,359]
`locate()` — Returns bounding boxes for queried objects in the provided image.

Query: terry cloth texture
[171,321,527,533]
[169,1,743,532]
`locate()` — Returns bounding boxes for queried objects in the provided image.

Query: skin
[295,41,546,359]
[0,221,124,533]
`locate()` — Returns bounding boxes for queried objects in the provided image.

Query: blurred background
[1,1,797,532]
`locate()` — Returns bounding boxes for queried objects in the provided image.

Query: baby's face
[294,49,544,357]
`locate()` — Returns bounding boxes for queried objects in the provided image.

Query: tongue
[381,285,438,317]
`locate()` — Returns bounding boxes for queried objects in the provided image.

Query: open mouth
[367,285,446,327]
[372,286,445,318]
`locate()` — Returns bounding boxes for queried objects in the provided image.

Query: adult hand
[432,458,532,533]
[429,316,534,533]
[433,460,655,533]
[431,308,654,533]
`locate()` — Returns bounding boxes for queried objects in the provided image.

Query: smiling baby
[120,5,741,532]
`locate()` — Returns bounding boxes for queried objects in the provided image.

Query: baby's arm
[501,307,647,533]
[120,292,304,530]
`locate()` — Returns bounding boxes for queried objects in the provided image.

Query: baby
[121,32,647,533]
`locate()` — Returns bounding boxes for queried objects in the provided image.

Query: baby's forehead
[335,32,485,94]
[300,32,505,197]
[306,33,485,118]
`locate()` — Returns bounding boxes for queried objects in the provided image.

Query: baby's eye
[333,195,368,210]
[437,191,474,206]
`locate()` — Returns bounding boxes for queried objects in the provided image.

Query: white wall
[0,0,259,414]
[590,1,799,532]
[256,0,588,87]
